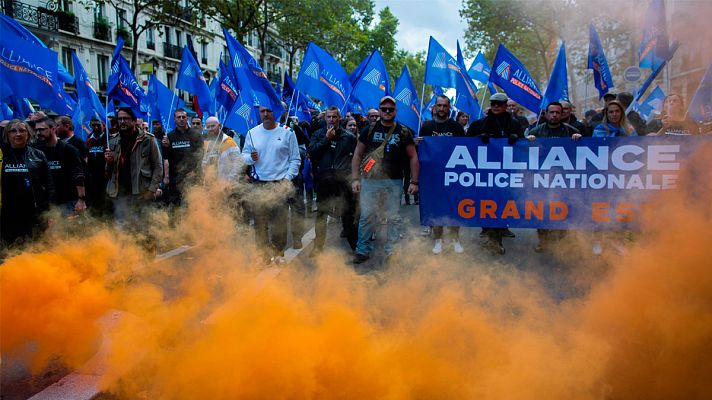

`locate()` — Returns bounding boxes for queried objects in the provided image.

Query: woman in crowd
[345,117,359,137]
[1,119,54,247]
[592,100,637,137]
[646,93,700,136]
[456,111,470,129]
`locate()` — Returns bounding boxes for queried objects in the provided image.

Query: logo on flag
[395,87,412,104]
[235,103,251,120]
[496,61,511,80]
[183,64,195,76]
[433,53,447,69]
[305,61,320,80]
[363,68,381,86]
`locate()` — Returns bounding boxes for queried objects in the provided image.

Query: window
[146,27,155,49]
[60,0,73,12]
[176,30,182,48]
[61,47,75,76]
[116,9,126,29]
[97,54,109,90]
[165,26,172,44]
[201,42,208,64]
[94,2,105,20]
[167,73,174,91]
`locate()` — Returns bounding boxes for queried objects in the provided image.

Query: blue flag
[72,51,106,140]
[295,42,352,111]
[224,92,258,135]
[639,0,669,70]
[107,37,146,117]
[468,51,497,95]
[541,41,569,109]
[424,37,460,88]
[176,45,215,117]
[350,50,390,111]
[215,60,239,114]
[0,24,59,109]
[687,62,712,125]
[4,96,34,119]
[147,75,185,131]
[489,44,542,113]
[634,41,679,106]
[0,13,72,84]
[282,72,312,123]
[0,101,13,119]
[636,85,665,121]
[454,41,481,119]
[588,24,614,100]
[421,86,444,121]
[223,29,283,116]
[392,64,421,134]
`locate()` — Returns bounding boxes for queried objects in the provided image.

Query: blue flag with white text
[107,37,146,117]
[282,72,312,123]
[215,60,239,114]
[393,64,421,134]
[176,45,215,116]
[295,42,351,111]
[489,44,542,113]
[639,0,669,71]
[541,41,569,109]
[588,24,614,100]
[687,62,712,125]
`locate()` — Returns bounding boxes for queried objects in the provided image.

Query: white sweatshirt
[241,123,301,181]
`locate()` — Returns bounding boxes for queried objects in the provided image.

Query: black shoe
[503,229,516,238]
[352,253,370,264]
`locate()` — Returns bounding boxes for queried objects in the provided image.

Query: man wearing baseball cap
[467,92,524,255]
[350,95,419,267]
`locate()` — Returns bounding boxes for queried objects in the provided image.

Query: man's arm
[406,143,419,195]
[148,136,164,194]
[285,130,301,181]
[350,141,366,193]
[241,131,257,165]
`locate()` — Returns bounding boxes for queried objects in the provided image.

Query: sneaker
[503,229,516,238]
[352,253,370,264]
[452,239,464,254]
[432,239,443,254]
[420,226,432,236]
[592,242,603,255]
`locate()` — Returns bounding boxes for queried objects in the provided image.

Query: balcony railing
[164,42,181,60]
[117,28,132,47]
[93,21,111,41]
[3,0,58,32]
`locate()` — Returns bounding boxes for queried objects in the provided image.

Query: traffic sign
[624,66,642,83]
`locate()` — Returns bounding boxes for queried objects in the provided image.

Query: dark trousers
[289,179,307,242]
[314,177,357,251]
[433,226,460,239]
[253,182,289,256]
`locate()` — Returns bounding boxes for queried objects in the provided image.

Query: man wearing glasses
[467,93,524,255]
[351,96,419,267]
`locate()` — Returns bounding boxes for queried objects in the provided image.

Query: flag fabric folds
[392,65,421,134]
[350,50,390,112]
[0,13,73,83]
[636,85,665,121]
[107,37,146,117]
[489,44,542,113]
[468,51,496,95]
[639,0,669,71]
[588,24,614,100]
[215,60,239,114]
[0,22,59,108]
[454,40,481,119]
[634,40,679,105]
[72,52,106,140]
[540,41,569,109]
[147,75,185,131]
[424,36,459,88]
[687,62,712,125]
[282,72,312,123]
[176,45,215,117]
[295,42,352,110]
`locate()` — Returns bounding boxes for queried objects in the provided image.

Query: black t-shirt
[358,121,414,180]
[66,135,89,160]
[86,133,107,183]
[36,141,83,204]
[419,119,466,137]
[2,146,35,213]
[166,127,203,187]
[645,118,700,136]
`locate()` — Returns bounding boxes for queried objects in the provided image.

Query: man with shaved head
[203,116,243,183]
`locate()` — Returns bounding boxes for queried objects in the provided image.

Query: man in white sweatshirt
[241,106,301,263]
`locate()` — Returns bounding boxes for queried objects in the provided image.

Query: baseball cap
[379,96,396,106]
[490,93,509,102]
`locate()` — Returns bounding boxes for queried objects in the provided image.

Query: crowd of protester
[0,90,709,266]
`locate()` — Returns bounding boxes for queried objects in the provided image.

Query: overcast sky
[373,0,467,57]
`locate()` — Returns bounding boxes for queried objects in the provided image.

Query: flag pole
[287,89,298,119]
[417,84,426,134]
[104,96,110,148]
[478,85,487,118]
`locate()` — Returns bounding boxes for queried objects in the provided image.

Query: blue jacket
[592,123,637,137]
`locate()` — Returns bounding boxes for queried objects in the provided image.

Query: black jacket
[467,111,524,139]
[2,145,55,211]
[307,127,356,180]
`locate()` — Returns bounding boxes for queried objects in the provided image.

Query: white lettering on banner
[531,173,678,190]
[444,144,681,172]
[444,172,525,188]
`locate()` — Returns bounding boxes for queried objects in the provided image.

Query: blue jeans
[356,178,403,256]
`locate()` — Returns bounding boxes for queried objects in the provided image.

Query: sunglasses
[380,107,395,113]
[490,101,507,106]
